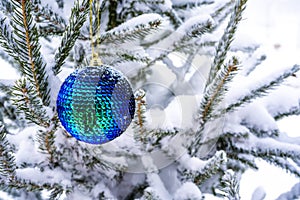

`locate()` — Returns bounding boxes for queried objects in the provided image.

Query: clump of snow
[262,85,300,117]
[6,126,47,165]
[144,95,200,130]
[146,173,172,200]
[238,102,278,133]
[158,0,172,12]
[179,154,207,171]
[174,182,202,200]
[251,186,266,200]
[142,155,158,173]
[16,167,71,187]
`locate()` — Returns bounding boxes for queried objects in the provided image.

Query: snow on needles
[174,182,202,200]
[109,14,163,33]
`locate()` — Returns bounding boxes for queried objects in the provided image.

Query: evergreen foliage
[0,0,299,199]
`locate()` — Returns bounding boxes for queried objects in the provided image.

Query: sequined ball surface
[57,66,135,144]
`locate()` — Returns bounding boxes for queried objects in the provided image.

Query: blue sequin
[57,65,135,144]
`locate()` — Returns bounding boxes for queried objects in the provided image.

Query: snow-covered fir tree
[0,0,300,199]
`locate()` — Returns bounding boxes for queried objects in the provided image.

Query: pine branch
[244,54,267,76]
[11,0,50,105]
[210,0,235,27]
[0,17,24,70]
[200,58,239,124]
[207,0,247,86]
[132,90,179,149]
[107,0,118,30]
[0,0,13,16]
[98,16,162,45]
[241,122,279,138]
[175,19,213,49]
[230,134,300,166]
[100,48,151,65]
[0,49,20,70]
[133,90,147,143]
[142,190,163,200]
[216,170,240,200]
[182,151,227,185]
[177,1,235,54]
[163,9,183,28]
[36,128,57,165]
[11,78,49,128]
[146,18,213,68]
[267,157,300,177]
[173,0,214,9]
[0,82,12,95]
[274,104,300,121]
[228,154,258,170]
[124,183,148,200]
[0,123,16,180]
[53,0,89,75]
[220,65,300,116]
[137,0,165,5]
[33,3,66,37]
[1,178,64,200]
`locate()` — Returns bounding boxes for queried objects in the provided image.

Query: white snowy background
[0,0,300,199]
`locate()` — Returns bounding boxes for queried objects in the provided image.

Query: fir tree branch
[207,0,247,86]
[133,90,147,143]
[244,54,266,76]
[267,157,300,177]
[11,78,49,128]
[36,128,57,165]
[163,9,183,28]
[216,170,241,200]
[241,122,279,138]
[146,19,213,68]
[229,154,258,170]
[98,17,162,45]
[0,17,24,70]
[231,134,300,166]
[176,19,213,48]
[124,183,148,200]
[220,65,300,116]
[107,0,118,30]
[1,178,64,200]
[0,123,16,180]
[0,0,13,16]
[100,48,151,65]
[33,3,66,37]
[274,104,300,121]
[11,0,50,105]
[182,151,227,185]
[210,0,235,27]
[0,82,12,95]
[173,0,214,9]
[200,58,238,123]
[139,0,164,4]
[53,0,89,75]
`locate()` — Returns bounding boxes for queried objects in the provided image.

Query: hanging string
[89,0,102,66]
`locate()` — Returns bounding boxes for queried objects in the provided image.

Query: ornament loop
[90,53,103,66]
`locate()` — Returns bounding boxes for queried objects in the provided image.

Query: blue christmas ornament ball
[56,65,135,144]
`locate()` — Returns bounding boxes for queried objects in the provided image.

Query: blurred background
[236,0,300,199]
